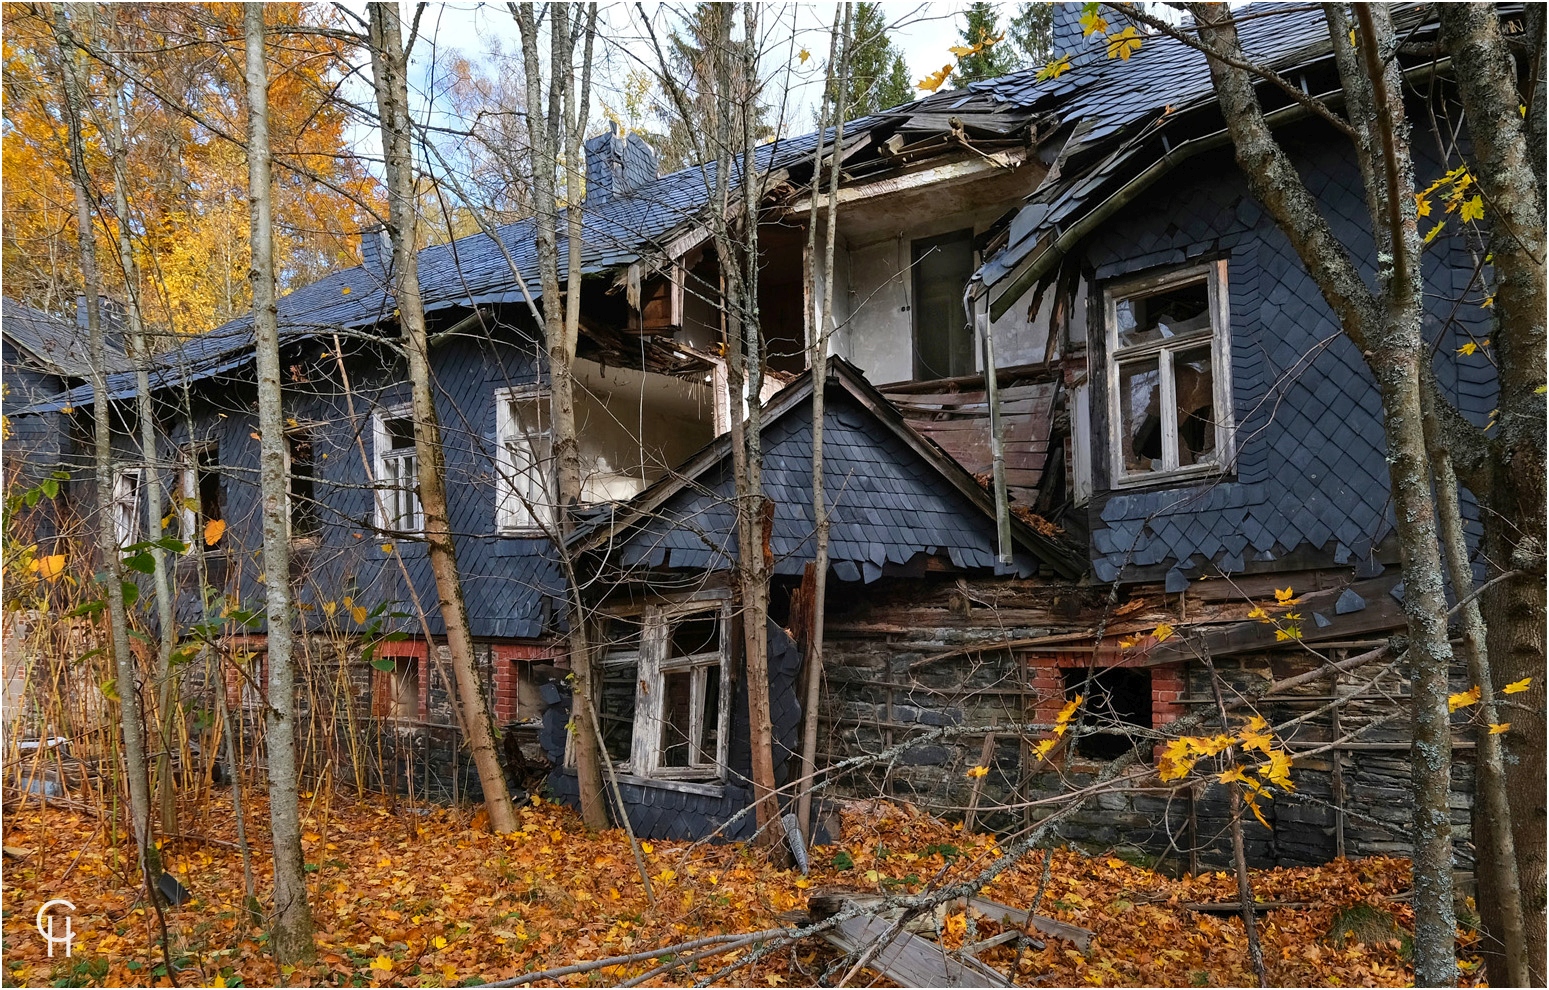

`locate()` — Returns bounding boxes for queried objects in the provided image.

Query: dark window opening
[597,616,642,765]
[1063,667,1152,760]
[911,229,976,381]
[288,430,320,537]
[195,446,223,524]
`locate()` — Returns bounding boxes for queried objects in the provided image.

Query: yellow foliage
[966,764,990,779]
[1151,622,1174,642]
[1274,587,1296,603]
[1106,26,1143,61]
[916,65,953,92]
[1448,686,1481,712]
[1504,677,1532,695]
[203,518,227,546]
[1489,722,1511,735]
[1036,55,1073,82]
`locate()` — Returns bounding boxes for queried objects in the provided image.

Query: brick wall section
[491,643,553,723]
[376,638,429,719]
[1034,645,1186,758]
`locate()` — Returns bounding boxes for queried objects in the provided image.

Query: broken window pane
[1115,279,1210,349]
[660,669,695,768]
[668,613,720,661]
[597,616,642,765]
[1118,358,1162,474]
[288,431,320,536]
[1173,345,1217,466]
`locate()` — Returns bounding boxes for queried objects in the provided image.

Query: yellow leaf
[767,975,786,986]
[1424,222,1445,245]
[33,554,67,581]
[204,518,227,546]
[1481,295,1495,308]
[1242,715,1268,732]
[1057,696,1082,723]
[1273,625,1302,642]
[1239,730,1273,754]
[798,48,810,64]
[1219,765,1248,785]
[1256,751,1295,790]
[641,841,654,854]
[966,764,990,778]
[342,286,352,295]
[322,600,338,618]
[1247,605,1269,620]
[1448,686,1482,711]
[213,978,226,989]
[1458,341,1478,356]
[441,965,457,982]
[1117,638,1136,649]
[1245,793,1271,828]
[1152,622,1174,642]
[916,64,952,93]
[1505,677,1532,695]
[1033,737,1058,761]
[432,935,447,949]
[1489,722,1511,735]
[1415,194,1432,217]
[949,44,975,57]
[1035,55,1073,82]
[1460,195,1485,223]
[302,831,321,842]
[351,605,369,624]
[370,955,393,971]
[1106,26,1142,61]
[1080,10,1109,36]
[1274,586,1295,603]
[1106,857,1125,869]
[381,542,394,554]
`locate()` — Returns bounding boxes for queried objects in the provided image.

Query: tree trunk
[243,4,316,962]
[512,0,607,829]
[367,0,518,835]
[1189,6,1459,982]
[98,55,179,834]
[1435,8,1548,982]
[51,1,159,892]
[796,3,851,843]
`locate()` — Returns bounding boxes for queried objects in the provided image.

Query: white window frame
[1104,260,1235,488]
[112,467,141,546]
[179,443,220,543]
[373,405,423,535]
[494,386,554,534]
[590,599,733,782]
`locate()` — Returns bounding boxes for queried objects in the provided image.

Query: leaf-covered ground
[2,793,1485,987]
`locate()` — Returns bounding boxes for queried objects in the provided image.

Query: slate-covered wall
[543,619,802,841]
[1077,122,1494,587]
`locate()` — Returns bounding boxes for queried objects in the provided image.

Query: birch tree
[511,0,608,830]
[244,3,316,961]
[50,1,159,893]
[367,0,519,835]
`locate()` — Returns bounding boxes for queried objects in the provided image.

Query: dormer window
[1105,261,1234,486]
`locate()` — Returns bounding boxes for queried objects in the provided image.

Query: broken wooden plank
[1180,900,1310,915]
[823,915,1010,988]
[965,896,1094,952]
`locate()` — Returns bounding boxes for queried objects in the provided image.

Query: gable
[591,386,1047,584]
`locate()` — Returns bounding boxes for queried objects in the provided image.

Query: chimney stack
[584,121,659,206]
[360,225,391,275]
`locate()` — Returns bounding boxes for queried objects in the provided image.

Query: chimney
[360,225,391,275]
[1050,3,1097,67]
[584,120,659,206]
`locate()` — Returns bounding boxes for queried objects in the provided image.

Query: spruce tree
[1007,2,1054,68]
[949,2,1016,87]
[848,2,915,115]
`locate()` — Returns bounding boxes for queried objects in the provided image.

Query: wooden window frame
[372,405,423,535]
[1103,260,1235,488]
[178,443,220,544]
[592,598,733,783]
[493,385,553,535]
[112,467,141,546]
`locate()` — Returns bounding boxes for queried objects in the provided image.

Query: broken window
[374,655,420,720]
[287,429,321,538]
[592,601,731,781]
[912,229,977,381]
[1106,262,1233,483]
[179,444,222,543]
[1063,667,1152,760]
[112,467,141,545]
[495,388,553,533]
[373,408,422,534]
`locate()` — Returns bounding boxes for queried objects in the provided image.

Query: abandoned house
[5,3,1500,867]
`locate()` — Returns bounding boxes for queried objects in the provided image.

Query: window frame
[910,227,978,382]
[112,467,141,546]
[593,598,733,783]
[1103,260,1235,488]
[284,426,321,540]
[493,385,554,535]
[372,405,423,535]
[179,444,221,545]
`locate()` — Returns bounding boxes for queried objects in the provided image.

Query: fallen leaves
[0,793,1485,988]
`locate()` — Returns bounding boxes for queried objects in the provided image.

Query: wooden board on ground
[965,896,1094,952]
[823,915,1011,988]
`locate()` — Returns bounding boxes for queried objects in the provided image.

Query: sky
[401,2,983,143]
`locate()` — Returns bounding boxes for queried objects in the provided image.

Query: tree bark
[1189,6,1460,982]
[243,4,316,962]
[796,3,850,843]
[51,0,160,894]
[97,47,179,834]
[367,0,518,835]
[512,0,608,830]
[1435,9,1549,982]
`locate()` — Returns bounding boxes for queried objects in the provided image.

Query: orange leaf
[204,518,227,546]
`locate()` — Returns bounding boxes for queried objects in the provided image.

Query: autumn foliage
[1,3,378,337]
[2,794,1483,987]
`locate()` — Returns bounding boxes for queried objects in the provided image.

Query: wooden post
[965,733,998,834]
